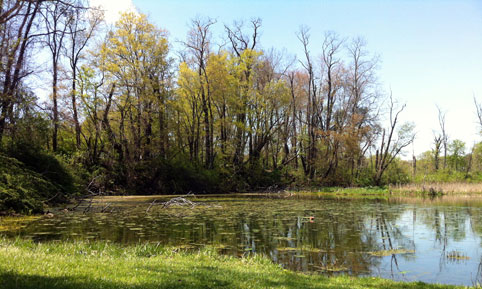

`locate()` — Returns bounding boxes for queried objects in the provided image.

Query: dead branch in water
[161,192,196,209]
[144,192,222,212]
[69,176,106,213]
[146,199,157,213]
[100,203,112,213]
[82,196,94,213]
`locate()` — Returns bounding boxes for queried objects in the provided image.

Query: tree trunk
[52,62,59,152]
[72,67,81,148]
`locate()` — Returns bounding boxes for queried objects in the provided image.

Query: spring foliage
[0,5,430,211]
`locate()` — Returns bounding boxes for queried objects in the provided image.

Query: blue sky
[97,0,482,156]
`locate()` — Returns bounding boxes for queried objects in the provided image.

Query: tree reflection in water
[8,194,482,286]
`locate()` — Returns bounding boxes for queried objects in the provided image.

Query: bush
[0,141,79,214]
[241,160,284,191]
[5,142,77,195]
[96,154,286,195]
[0,154,60,214]
[101,156,223,195]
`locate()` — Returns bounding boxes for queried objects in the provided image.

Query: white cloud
[89,0,137,23]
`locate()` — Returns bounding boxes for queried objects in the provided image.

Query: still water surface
[4,194,482,286]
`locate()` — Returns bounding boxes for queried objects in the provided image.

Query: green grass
[293,184,482,198]
[290,187,390,199]
[0,238,464,289]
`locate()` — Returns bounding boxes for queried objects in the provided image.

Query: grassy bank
[390,182,482,195]
[289,183,482,198]
[287,187,390,199]
[0,238,463,289]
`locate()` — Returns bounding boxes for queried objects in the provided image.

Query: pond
[2,193,482,286]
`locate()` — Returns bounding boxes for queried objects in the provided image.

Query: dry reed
[390,182,482,194]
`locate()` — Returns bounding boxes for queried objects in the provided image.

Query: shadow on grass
[0,268,454,289]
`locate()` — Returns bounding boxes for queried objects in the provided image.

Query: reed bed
[390,182,482,195]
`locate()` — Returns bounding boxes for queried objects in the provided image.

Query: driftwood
[145,199,157,213]
[68,176,107,213]
[100,203,112,213]
[161,193,196,209]
[145,193,221,213]
[82,196,94,213]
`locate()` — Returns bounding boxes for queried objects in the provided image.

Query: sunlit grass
[0,238,463,289]
[289,187,390,199]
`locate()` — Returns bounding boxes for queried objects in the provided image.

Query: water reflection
[3,195,482,286]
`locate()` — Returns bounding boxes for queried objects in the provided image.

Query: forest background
[1,0,482,213]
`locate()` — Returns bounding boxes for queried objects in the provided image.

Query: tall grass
[391,182,482,194]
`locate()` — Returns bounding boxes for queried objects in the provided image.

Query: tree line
[5,0,475,195]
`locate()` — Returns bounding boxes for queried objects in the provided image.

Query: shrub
[0,154,60,214]
[5,141,76,195]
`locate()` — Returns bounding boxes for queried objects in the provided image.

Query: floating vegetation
[129,227,144,231]
[446,251,470,260]
[0,216,41,232]
[313,263,348,272]
[2,194,481,282]
[212,244,231,250]
[276,247,298,252]
[276,246,331,253]
[274,236,296,241]
[368,249,415,257]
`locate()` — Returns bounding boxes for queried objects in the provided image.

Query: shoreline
[0,238,463,289]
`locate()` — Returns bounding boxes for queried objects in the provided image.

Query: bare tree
[320,31,344,179]
[224,18,261,169]
[224,18,261,57]
[0,0,43,143]
[296,26,316,179]
[42,0,73,151]
[0,0,25,25]
[65,2,102,148]
[433,133,442,171]
[345,37,380,182]
[437,105,448,169]
[184,17,216,168]
[474,96,482,133]
[374,94,415,185]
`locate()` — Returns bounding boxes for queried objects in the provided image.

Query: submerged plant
[446,250,470,261]
[313,261,348,272]
[367,248,415,257]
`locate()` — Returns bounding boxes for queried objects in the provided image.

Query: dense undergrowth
[0,143,78,214]
[2,139,482,215]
